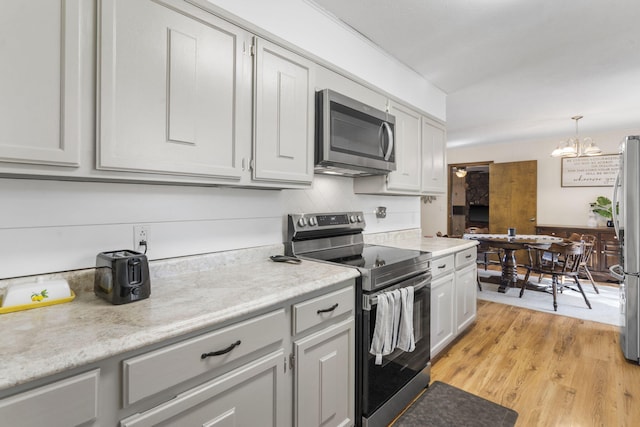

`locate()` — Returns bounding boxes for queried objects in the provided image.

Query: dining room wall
[421,128,640,236]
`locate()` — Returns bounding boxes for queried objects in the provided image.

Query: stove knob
[350,215,356,223]
[297,217,307,227]
[309,217,317,226]
[357,215,363,222]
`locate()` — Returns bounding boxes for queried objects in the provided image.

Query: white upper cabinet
[253,39,315,185]
[385,101,422,192]
[0,0,82,167]
[97,0,314,188]
[354,100,445,195]
[421,116,447,194]
[97,0,252,180]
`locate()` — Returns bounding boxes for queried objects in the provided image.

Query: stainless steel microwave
[315,89,396,176]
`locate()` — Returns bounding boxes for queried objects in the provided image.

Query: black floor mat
[393,381,518,427]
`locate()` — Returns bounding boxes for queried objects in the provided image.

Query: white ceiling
[310,0,640,148]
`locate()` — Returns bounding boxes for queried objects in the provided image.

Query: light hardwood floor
[430,299,640,426]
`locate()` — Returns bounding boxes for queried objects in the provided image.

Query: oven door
[361,272,431,420]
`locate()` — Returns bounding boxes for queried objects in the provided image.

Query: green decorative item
[591,196,613,219]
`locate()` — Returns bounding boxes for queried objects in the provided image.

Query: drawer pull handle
[438,264,447,269]
[317,303,339,314]
[201,340,241,359]
[465,254,472,259]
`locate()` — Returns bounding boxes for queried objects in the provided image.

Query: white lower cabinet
[455,248,478,334]
[292,286,355,427]
[120,350,286,427]
[0,370,99,427]
[294,319,354,427]
[119,308,288,426]
[455,263,478,334]
[430,253,455,358]
[430,272,455,357]
[430,247,477,358]
[0,281,356,427]
[122,309,286,406]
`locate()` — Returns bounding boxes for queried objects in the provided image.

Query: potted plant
[591,196,614,226]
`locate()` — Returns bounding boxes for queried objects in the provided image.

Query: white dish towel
[397,286,415,352]
[369,286,416,365]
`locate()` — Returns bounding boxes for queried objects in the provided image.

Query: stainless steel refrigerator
[612,135,640,362]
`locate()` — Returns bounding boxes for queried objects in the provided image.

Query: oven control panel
[287,212,365,239]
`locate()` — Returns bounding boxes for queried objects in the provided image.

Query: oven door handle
[362,276,430,311]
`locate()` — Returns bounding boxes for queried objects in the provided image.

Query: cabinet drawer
[431,254,455,279]
[293,286,354,335]
[120,350,285,427]
[0,369,99,427]
[455,247,477,269]
[123,309,285,406]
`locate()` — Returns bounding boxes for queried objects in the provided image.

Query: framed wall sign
[561,154,621,187]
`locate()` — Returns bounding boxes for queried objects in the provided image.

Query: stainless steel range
[285,212,432,427]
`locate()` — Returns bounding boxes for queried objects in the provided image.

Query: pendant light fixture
[551,116,602,157]
[454,167,467,178]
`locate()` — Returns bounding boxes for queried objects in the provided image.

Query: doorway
[448,160,538,241]
[449,162,492,237]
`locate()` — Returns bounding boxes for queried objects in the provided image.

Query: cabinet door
[0,0,81,167]
[0,370,99,427]
[120,350,286,427]
[98,0,252,179]
[386,101,422,192]
[253,38,315,185]
[421,117,446,194]
[294,318,354,427]
[455,263,477,333]
[431,273,455,357]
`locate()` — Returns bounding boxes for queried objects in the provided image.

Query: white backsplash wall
[284,175,420,240]
[0,175,419,279]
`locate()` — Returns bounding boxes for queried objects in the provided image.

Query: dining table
[463,233,565,293]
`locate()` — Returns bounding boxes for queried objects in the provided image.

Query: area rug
[477,270,620,326]
[393,381,518,427]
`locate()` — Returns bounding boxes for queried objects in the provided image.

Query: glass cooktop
[305,244,426,271]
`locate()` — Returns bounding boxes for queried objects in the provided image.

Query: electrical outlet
[133,225,150,252]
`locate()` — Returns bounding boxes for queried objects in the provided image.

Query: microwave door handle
[612,172,621,239]
[381,122,394,161]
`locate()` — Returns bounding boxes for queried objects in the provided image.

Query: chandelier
[551,115,602,157]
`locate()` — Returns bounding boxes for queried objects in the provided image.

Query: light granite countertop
[0,244,359,392]
[0,233,475,394]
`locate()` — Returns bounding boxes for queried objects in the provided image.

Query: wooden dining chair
[577,234,599,294]
[536,233,599,294]
[520,242,592,311]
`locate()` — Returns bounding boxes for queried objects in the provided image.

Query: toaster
[94,250,151,304]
